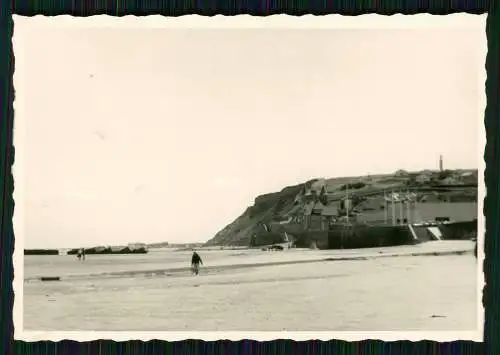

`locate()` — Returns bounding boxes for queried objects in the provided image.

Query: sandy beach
[17,20,483,336]
[23,241,478,331]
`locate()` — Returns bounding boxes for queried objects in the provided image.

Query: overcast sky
[14,17,485,249]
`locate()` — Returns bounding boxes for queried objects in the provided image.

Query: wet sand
[23,241,478,331]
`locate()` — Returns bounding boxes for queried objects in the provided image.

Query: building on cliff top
[394,169,409,177]
[415,173,432,184]
[310,178,326,191]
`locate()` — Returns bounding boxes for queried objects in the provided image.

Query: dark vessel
[291,219,477,250]
[67,246,148,255]
[24,249,59,256]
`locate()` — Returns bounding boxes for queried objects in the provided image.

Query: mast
[384,190,388,224]
[391,189,396,225]
[406,190,411,224]
[345,184,349,223]
[399,190,404,224]
[414,191,419,222]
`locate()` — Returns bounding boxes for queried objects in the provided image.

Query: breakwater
[67,247,148,255]
[24,249,59,256]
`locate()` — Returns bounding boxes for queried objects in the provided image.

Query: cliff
[204,181,310,246]
[204,169,478,246]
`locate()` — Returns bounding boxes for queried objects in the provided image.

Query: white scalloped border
[12,13,486,342]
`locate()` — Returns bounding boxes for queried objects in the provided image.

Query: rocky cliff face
[204,182,310,246]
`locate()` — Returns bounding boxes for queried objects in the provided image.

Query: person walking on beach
[76,248,86,262]
[191,251,203,276]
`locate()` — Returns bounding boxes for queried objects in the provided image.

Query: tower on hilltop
[439,155,443,172]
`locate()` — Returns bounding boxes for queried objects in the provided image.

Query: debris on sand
[40,276,60,282]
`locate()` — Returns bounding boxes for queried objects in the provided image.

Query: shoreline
[26,243,474,283]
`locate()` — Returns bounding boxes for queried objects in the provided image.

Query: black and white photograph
[13,15,485,341]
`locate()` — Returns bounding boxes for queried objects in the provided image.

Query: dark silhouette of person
[77,248,86,261]
[191,251,203,275]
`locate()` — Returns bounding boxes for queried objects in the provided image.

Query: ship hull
[328,224,413,249]
[293,224,413,249]
[292,220,477,250]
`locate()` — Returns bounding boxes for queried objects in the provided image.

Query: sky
[14,17,485,249]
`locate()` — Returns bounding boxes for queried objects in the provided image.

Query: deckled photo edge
[12,13,487,342]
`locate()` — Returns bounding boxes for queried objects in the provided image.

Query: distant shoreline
[23,244,234,256]
[24,241,474,282]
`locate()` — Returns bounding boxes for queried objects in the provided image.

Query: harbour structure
[251,183,477,250]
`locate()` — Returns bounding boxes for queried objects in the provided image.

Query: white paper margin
[12,13,487,342]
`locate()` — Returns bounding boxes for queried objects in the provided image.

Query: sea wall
[293,231,329,249]
[24,249,59,256]
[251,232,286,247]
[294,225,414,250]
[290,218,477,250]
[327,225,413,249]
[439,220,477,240]
[411,220,477,241]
